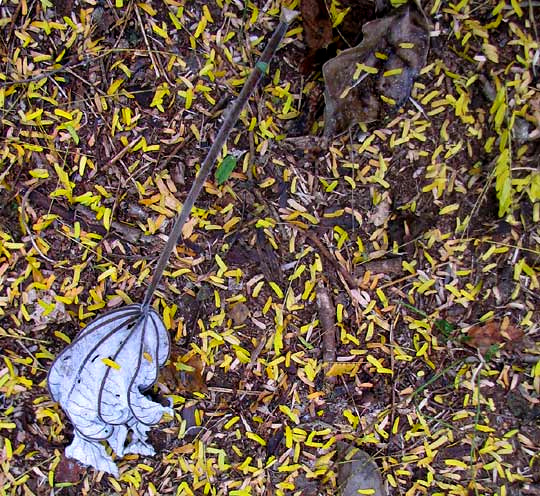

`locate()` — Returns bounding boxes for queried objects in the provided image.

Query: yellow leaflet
[107,78,124,95]
[169,11,182,30]
[102,358,121,370]
[224,416,239,429]
[445,459,468,469]
[54,108,73,119]
[26,108,43,121]
[194,17,207,38]
[269,282,284,299]
[98,266,116,282]
[355,63,378,76]
[138,2,157,15]
[246,432,266,446]
[439,204,459,215]
[30,168,49,178]
[279,405,300,424]
[475,424,495,433]
[326,362,359,377]
[259,177,276,188]
[366,355,392,374]
[510,0,523,17]
[102,208,112,231]
[152,22,168,39]
[202,5,214,22]
[383,68,403,77]
[54,330,71,344]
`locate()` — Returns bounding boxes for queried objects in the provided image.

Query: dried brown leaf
[467,320,524,351]
[160,354,208,394]
[55,455,84,484]
[229,302,250,326]
[323,3,429,135]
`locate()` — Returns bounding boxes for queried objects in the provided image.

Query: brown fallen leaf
[160,354,208,394]
[323,3,429,135]
[299,0,390,74]
[466,320,524,352]
[337,443,387,496]
[229,302,250,326]
[55,455,84,484]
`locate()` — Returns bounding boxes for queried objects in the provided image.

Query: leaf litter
[0,0,539,494]
[323,2,429,135]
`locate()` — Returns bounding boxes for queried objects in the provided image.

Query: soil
[0,0,539,495]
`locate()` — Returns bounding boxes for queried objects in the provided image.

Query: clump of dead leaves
[466,319,524,354]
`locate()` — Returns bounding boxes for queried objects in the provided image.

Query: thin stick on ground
[304,230,358,289]
[316,281,337,386]
[134,4,172,85]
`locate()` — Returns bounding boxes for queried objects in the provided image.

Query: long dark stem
[142,8,298,309]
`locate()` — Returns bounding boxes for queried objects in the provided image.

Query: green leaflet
[255,61,269,74]
[215,155,238,185]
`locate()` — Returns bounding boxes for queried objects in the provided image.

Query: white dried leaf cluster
[48,305,172,476]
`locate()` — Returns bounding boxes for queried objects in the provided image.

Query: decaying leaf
[371,196,392,227]
[300,0,389,73]
[54,454,84,484]
[47,306,172,476]
[229,302,250,326]
[160,353,208,394]
[338,443,387,496]
[178,355,207,394]
[24,288,71,326]
[323,3,429,135]
[466,320,524,352]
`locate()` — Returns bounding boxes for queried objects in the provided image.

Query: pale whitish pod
[47,305,170,441]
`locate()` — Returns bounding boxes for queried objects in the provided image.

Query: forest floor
[1,0,539,495]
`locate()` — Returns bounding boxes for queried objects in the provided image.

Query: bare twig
[134,4,174,86]
[20,183,58,264]
[358,257,404,276]
[316,282,337,385]
[304,230,358,289]
[103,135,143,171]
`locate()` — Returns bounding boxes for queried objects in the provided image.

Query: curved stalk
[142,8,298,309]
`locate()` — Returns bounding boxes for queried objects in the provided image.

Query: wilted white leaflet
[48,305,172,476]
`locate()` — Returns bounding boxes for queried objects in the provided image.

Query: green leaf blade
[215,155,238,185]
